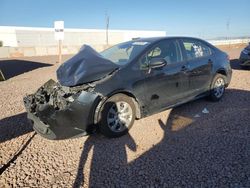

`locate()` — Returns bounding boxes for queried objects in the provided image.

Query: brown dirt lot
[0,45,249,187]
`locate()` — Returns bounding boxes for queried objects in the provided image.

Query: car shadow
[72,88,250,187]
[0,112,33,143]
[230,59,250,70]
[73,133,137,188]
[0,59,52,80]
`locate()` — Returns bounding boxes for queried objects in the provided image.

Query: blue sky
[0,0,249,39]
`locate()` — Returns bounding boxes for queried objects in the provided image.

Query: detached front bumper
[24,80,101,140]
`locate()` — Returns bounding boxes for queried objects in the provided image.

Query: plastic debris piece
[194,114,201,118]
[202,108,209,114]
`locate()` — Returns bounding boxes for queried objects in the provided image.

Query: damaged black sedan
[24,37,232,139]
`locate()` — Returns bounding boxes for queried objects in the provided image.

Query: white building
[0,26,166,58]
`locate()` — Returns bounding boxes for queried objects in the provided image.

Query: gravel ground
[0,47,250,188]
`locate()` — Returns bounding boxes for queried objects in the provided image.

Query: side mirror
[149,58,167,69]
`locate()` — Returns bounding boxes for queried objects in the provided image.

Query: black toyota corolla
[24,37,232,140]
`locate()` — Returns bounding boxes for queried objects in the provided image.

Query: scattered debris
[194,108,210,118]
[202,108,209,114]
[194,114,201,118]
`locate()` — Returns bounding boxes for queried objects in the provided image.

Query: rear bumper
[24,90,101,140]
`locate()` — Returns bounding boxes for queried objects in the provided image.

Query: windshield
[100,40,151,65]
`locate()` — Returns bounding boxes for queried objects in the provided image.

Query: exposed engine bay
[23,45,120,139]
[24,79,94,113]
[23,78,103,140]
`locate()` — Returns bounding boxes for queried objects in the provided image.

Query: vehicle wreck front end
[23,45,120,140]
[24,79,101,140]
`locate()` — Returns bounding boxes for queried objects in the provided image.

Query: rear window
[182,39,212,60]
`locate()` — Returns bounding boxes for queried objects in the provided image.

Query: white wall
[0,26,166,48]
[208,39,250,45]
[0,27,18,46]
[0,26,167,58]
[1,26,249,58]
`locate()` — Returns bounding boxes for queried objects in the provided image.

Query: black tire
[209,74,227,101]
[98,94,136,138]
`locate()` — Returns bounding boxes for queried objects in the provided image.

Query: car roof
[133,36,208,43]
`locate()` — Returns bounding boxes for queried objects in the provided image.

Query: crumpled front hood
[57,45,119,87]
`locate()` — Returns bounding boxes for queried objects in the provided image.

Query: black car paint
[57,45,120,87]
[94,37,231,116]
[24,37,232,140]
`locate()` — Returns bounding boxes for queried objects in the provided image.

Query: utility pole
[105,12,109,47]
[54,21,64,64]
[226,18,230,48]
[58,40,62,64]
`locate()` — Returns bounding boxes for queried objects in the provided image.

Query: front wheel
[98,94,136,138]
[209,74,226,101]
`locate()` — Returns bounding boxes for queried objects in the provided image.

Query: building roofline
[0,26,166,34]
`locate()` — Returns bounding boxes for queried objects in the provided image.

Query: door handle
[208,59,213,65]
[181,65,189,72]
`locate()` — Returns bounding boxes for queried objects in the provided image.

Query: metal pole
[58,40,62,64]
[0,69,6,81]
[106,13,109,46]
[226,19,230,48]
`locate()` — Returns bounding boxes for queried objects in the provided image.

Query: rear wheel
[98,94,136,138]
[209,74,226,101]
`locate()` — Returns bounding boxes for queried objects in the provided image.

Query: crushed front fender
[24,80,101,140]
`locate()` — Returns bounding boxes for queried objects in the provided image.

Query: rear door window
[182,39,212,60]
